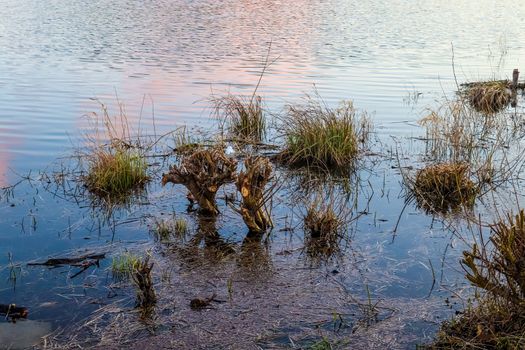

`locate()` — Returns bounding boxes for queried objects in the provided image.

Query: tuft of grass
[303,196,345,258]
[280,97,370,172]
[412,162,477,214]
[464,80,511,114]
[84,146,149,198]
[153,216,189,241]
[111,252,141,280]
[213,94,266,142]
[82,100,150,200]
[430,210,525,349]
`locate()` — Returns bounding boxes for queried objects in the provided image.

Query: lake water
[1,1,525,349]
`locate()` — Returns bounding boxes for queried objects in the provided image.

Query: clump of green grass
[84,145,149,198]
[213,94,266,142]
[430,210,525,348]
[280,97,370,172]
[411,162,477,214]
[465,80,511,114]
[111,252,141,280]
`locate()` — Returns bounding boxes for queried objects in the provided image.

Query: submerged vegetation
[280,96,370,172]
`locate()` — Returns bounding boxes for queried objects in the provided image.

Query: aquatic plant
[111,252,141,280]
[153,216,189,241]
[431,210,525,348]
[235,156,273,235]
[303,196,344,257]
[411,162,477,214]
[84,146,148,198]
[465,80,511,114]
[463,209,525,304]
[161,147,237,215]
[82,101,150,200]
[214,94,266,142]
[280,96,370,172]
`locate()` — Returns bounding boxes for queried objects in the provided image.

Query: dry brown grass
[465,81,511,114]
[412,162,477,214]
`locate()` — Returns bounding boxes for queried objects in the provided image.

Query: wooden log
[0,304,28,319]
[27,253,105,267]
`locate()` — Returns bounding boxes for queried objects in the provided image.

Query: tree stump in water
[236,156,273,234]
[162,148,237,216]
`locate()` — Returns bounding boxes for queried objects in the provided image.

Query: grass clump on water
[281,96,370,172]
[213,94,266,142]
[465,80,511,114]
[85,146,148,198]
[411,162,477,214]
[111,252,141,280]
[431,209,525,349]
[303,196,345,258]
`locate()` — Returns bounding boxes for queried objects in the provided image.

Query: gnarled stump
[236,156,272,234]
[162,148,237,216]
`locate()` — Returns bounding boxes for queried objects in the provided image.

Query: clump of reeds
[280,97,370,172]
[111,252,140,280]
[235,156,273,235]
[84,146,148,198]
[132,255,156,309]
[161,147,237,215]
[411,162,477,214]
[431,210,525,348]
[82,100,149,200]
[465,81,511,114]
[213,94,266,142]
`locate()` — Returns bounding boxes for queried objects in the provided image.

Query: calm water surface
[1,1,525,348]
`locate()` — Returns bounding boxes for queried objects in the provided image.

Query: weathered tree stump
[162,148,237,216]
[236,156,273,234]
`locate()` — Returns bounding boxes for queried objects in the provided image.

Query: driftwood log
[236,157,273,234]
[0,304,28,319]
[162,148,237,216]
[27,253,105,267]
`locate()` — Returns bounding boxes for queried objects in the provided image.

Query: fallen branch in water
[0,304,28,320]
[27,253,105,267]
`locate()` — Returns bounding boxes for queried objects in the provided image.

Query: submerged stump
[236,156,273,235]
[132,255,156,309]
[162,148,237,216]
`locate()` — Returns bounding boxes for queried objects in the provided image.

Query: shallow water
[1,0,525,348]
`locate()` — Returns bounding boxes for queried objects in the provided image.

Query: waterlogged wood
[0,304,28,319]
[162,148,237,216]
[236,157,273,234]
[27,253,105,267]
